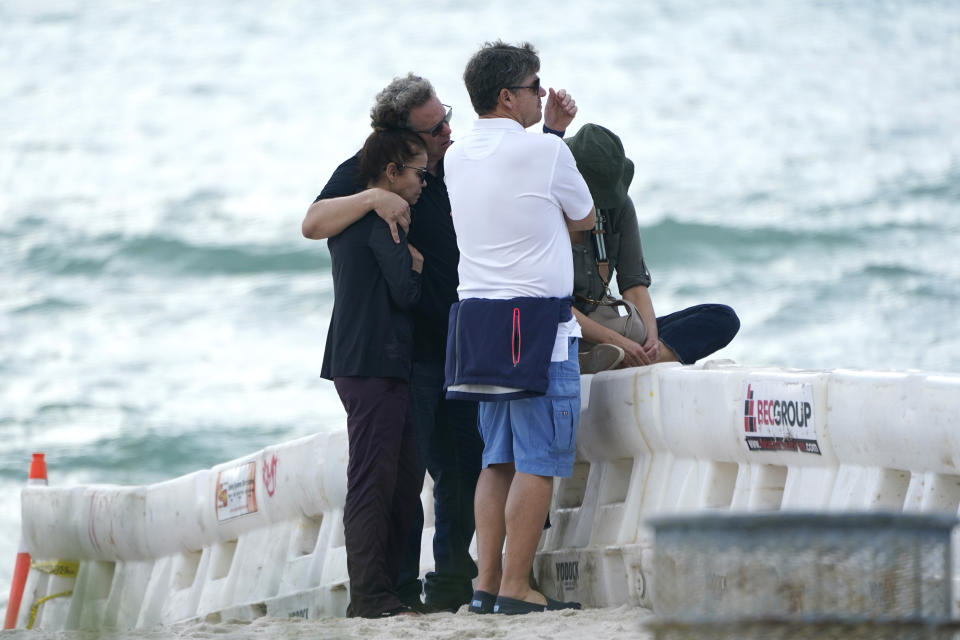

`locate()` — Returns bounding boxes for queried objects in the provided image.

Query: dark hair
[370,73,436,129]
[463,40,540,116]
[357,128,427,185]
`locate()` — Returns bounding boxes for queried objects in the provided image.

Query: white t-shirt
[444,118,594,360]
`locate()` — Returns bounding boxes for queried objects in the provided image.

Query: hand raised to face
[544,88,578,133]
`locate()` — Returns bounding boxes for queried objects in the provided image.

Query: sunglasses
[507,77,541,94]
[412,104,452,137]
[399,164,429,180]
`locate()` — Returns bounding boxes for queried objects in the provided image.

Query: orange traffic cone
[4,453,48,629]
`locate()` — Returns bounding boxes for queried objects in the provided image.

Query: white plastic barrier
[534,362,960,613]
[15,363,960,629]
[17,430,355,629]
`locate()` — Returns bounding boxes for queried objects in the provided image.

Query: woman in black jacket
[321,128,427,618]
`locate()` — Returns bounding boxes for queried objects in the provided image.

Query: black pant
[335,376,420,618]
[395,360,482,608]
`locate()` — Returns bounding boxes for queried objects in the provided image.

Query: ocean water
[1,0,959,633]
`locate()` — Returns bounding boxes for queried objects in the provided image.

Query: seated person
[565,124,740,373]
[317,127,427,617]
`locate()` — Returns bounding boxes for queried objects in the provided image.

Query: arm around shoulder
[302,188,411,241]
[302,191,376,240]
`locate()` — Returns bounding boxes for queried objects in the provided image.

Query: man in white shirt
[443,40,595,615]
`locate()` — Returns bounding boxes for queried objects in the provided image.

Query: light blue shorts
[478,338,581,477]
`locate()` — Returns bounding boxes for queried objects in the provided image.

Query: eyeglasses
[506,77,541,94]
[412,104,452,137]
[399,164,429,180]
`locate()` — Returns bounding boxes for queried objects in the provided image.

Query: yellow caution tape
[30,560,79,577]
[26,590,73,630]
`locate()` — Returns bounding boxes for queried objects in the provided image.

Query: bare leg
[474,463,514,594]
[498,471,553,604]
[656,340,678,363]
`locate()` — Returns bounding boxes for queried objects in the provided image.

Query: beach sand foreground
[2,605,654,639]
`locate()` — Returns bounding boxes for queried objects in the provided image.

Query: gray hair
[370,73,437,129]
[463,40,540,116]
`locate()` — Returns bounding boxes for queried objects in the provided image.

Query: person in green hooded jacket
[565,123,740,374]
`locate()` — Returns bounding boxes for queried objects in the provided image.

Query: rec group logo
[742,381,821,455]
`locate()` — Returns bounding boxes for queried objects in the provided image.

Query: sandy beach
[1,605,653,640]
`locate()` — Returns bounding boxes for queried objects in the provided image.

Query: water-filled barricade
[14,362,960,629]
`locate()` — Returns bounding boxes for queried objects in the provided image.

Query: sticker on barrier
[215,461,258,521]
[262,454,278,497]
[556,559,580,591]
[30,560,79,578]
[742,381,820,455]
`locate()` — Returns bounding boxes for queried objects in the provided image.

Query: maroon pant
[334,376,420,617]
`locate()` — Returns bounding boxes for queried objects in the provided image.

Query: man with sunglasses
[302,72,578,613]
[443,41,594,615]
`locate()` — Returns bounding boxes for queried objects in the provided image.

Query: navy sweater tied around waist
[444,296,573,402]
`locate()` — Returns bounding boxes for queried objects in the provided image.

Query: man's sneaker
[420,600,461,614]
[467,590,497,614]
[424,577,474,612]
[578,343,625,374]
[364,604,420,618]
[492,594,582,615]
[401,598,431,614]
